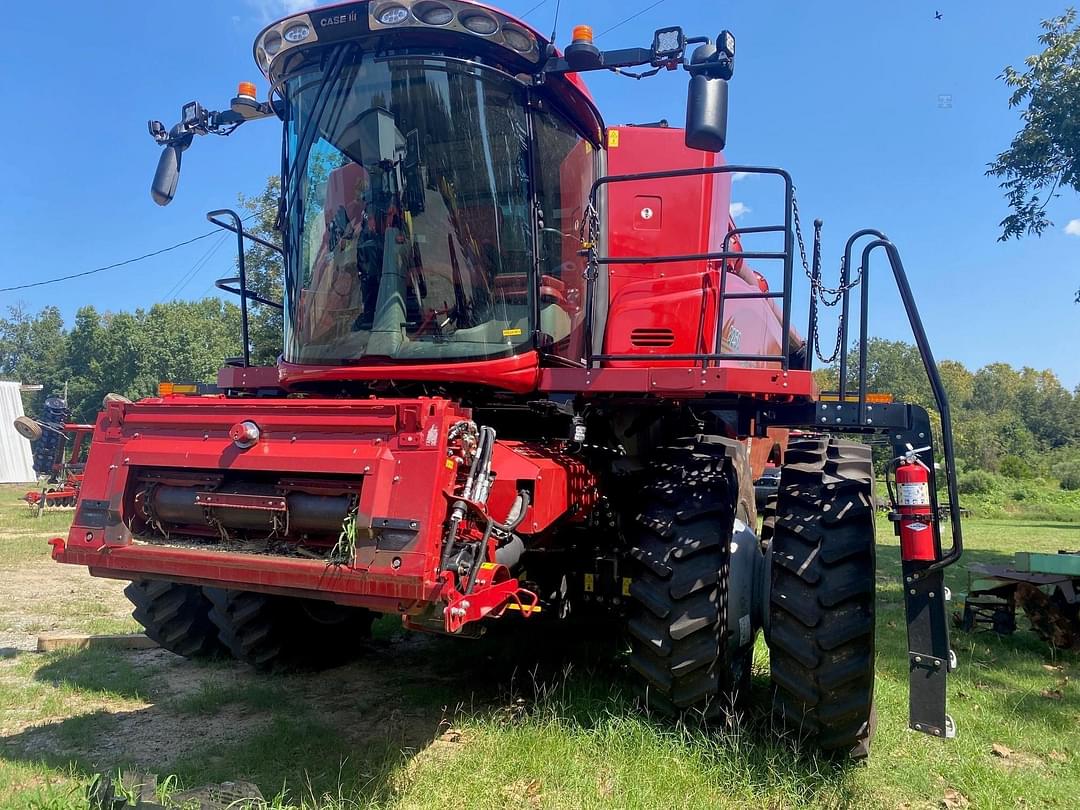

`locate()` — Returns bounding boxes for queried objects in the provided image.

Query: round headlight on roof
[377,4,410,25]
[414,1,453,25]
[460,11,498,35]
[263,31,282,56]
[501,25,534,53]
[283,22,310,43]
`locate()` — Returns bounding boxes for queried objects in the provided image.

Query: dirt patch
[990,742,1045,771]
[16,704,266,772]
[0,560,134,651]
[2,630,475,782]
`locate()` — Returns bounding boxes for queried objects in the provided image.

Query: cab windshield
[281,54,535,364]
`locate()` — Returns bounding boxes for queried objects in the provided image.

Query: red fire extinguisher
[892,449,937,562]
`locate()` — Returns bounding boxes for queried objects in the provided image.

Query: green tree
[139,299,242,389]
[238,176,284,365]
[987,8,1080,300]
[0,304,69,415]
[60,300,242,422]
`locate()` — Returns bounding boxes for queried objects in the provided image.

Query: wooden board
[36,632,159,652]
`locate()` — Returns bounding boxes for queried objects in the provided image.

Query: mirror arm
[541,46,656,76]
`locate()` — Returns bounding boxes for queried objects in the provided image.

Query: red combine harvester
[52,1,964,756]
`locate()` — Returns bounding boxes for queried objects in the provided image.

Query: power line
[597,0,668,38]
[520,0,548,19]
[0,230,220,294]
[159,232,230,304]
[0,210,266,295]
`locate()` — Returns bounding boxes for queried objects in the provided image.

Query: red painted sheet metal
[61,397,472,604]
[217,365,282,390]
[51,539,435,612]
[538,366,817,398]
[56,394,599,611]
[278,351,542,393]
[487,441,598,533]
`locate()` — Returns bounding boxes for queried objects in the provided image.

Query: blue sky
[0,1,1077,386]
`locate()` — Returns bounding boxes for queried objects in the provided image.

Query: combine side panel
[54,397,467,611]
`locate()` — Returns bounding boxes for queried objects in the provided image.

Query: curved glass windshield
[282,55,534,364]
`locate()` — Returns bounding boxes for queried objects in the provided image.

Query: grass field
[0,483,1077,809]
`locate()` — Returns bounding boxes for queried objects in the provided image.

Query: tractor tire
[768,437,877,759]
[625,434,744,720]
[204,588,375,671]
[124,580,224,659]
[760,493,778,550]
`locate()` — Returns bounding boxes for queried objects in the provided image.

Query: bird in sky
[935,11,943,20]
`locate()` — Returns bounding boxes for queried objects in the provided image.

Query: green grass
[0,503,1077,808]
[957,475,1080,522]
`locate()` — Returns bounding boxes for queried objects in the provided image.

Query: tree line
[2,295,1076,484]
[815,339,1080,486]
[0,299,243,423]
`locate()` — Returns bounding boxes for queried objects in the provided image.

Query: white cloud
[729,201,751,219]
[1065,219,1080,236]
[732,172,750,182]
[245,0,322,23]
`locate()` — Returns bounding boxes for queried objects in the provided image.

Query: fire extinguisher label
[899,483,930,506]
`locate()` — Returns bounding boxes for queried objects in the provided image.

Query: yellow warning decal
[622,577,632,596]
[506,603,543,613]
[445,459,456,469]
[502,327,523,337]
[480,562,497,570]
[584,573,595,592]
[607,129,620,148]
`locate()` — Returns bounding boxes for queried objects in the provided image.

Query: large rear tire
[768,437,877,758]
[625,435,746,719]
[204,589,375,671]
[124,580,224,659]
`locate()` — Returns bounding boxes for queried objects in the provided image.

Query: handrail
[852,238,964,573]
[581,165,794,369]
[837,229,886,399]
[206,208,284,367]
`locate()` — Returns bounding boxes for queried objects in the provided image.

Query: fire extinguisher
[888,447,937,562]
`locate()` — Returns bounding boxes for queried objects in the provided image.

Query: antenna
[550,0,562,46]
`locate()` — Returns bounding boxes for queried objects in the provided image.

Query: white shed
[0,382,37,483]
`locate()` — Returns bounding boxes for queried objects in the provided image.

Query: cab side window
[532,105,596,363]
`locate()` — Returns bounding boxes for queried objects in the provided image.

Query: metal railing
[580,165,795,369]
[828,230,963,572]
[206,209,283,367]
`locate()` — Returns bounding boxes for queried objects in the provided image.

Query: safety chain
[791,187,863,364]
[580,200,601,281]
[576,189,860,366]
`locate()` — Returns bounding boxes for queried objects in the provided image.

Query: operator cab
[148,0,738,386]
[279,48,596,366]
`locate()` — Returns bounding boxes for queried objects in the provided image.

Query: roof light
[565,24,601,70]
[377,4,410,25]
[460,11,498,35]
[571,25,594,44]
[263,31,282,56]
[237,81,258,100]
[414,1,453,25]
[502,24,534,53]
[283,22,310,42]
[652,26,685,59]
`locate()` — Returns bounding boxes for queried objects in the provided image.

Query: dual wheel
[626,435,878,758]
[123,581,374,670]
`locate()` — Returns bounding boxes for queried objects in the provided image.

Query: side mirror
[685,70,729,152]
[151,143,183,206]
